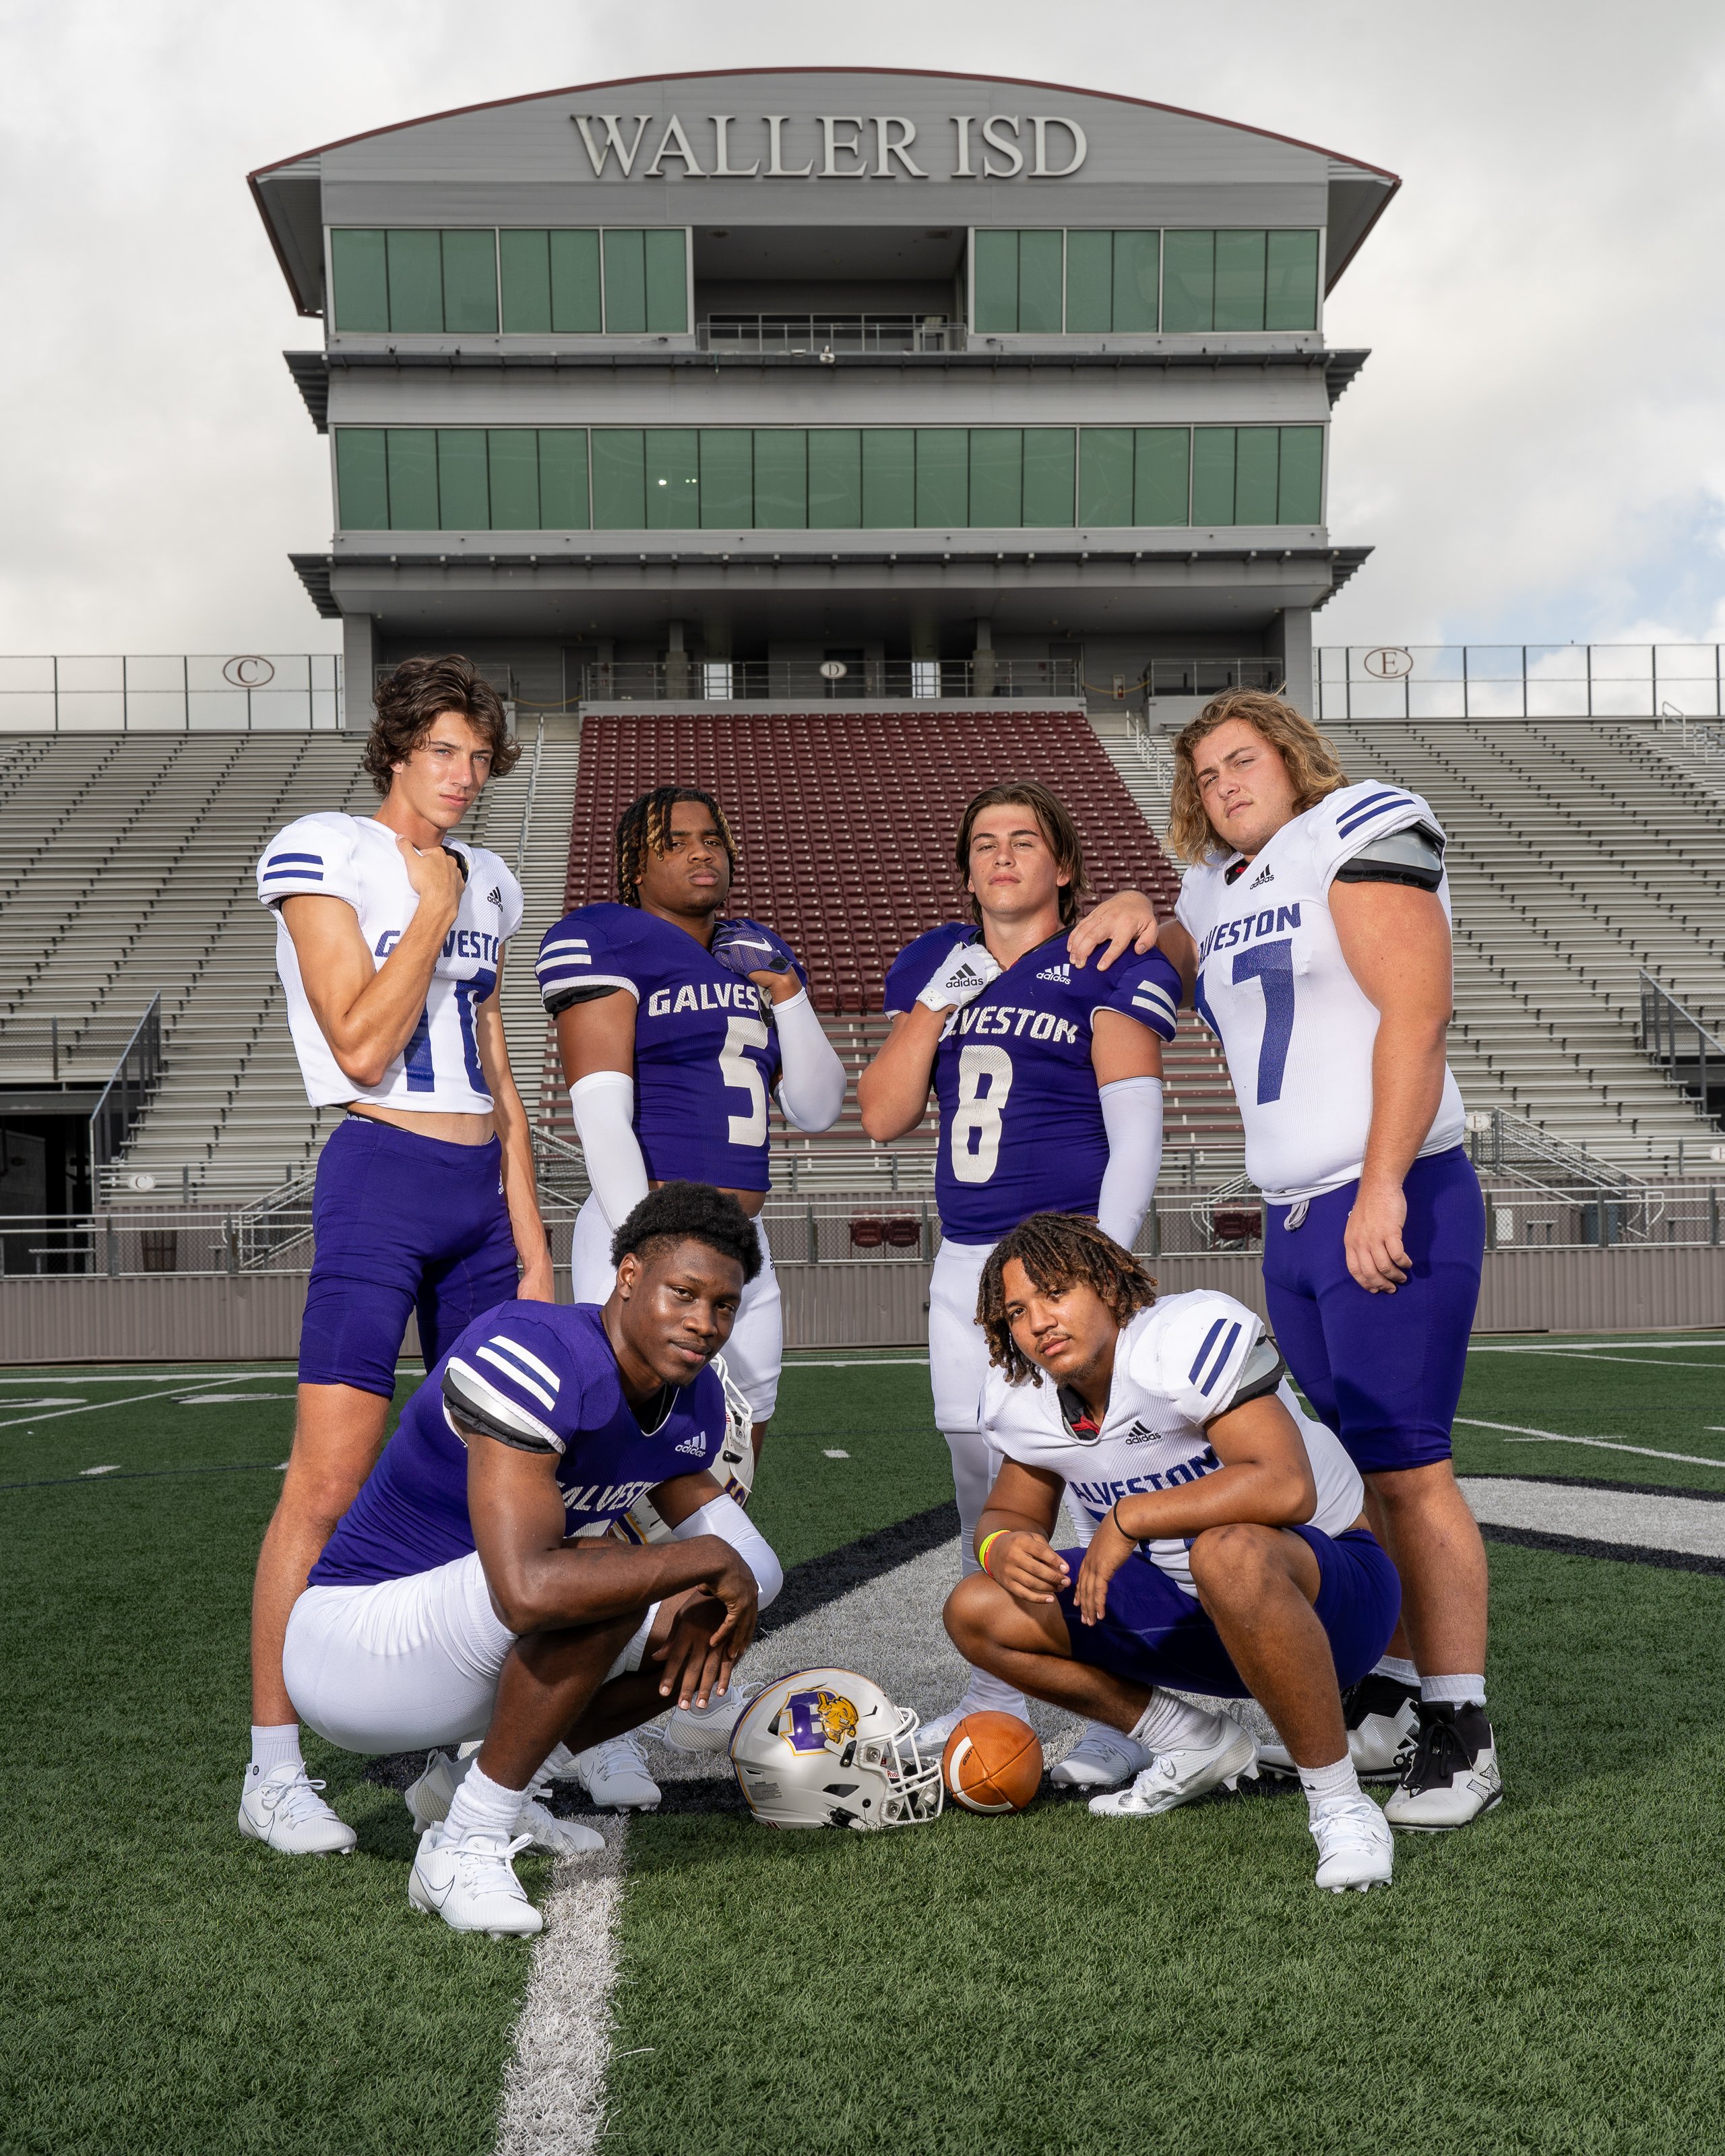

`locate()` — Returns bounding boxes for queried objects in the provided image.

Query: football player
[536,786,846,1807]
[1071,689,1497,1831]
[242,656,551,1858]
[281,1182,783,1936]
[857,782,1181,1781]
[947,1212,1400,1894]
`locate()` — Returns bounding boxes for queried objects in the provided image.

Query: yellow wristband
[978,1530,1008,1578]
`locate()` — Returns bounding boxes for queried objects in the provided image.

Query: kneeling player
[943,1214,1400,1893]
[281,1184,782,1936]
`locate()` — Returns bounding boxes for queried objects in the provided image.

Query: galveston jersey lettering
[1196,903,1303,963]
[646,980,765,1019]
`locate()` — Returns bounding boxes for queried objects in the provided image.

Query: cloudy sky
[3,0,1721,659]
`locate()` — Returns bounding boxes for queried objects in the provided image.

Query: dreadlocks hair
[976,1211,1158,1388]
[609,1181,763,1283]
[615,786,739,908]
[362,655,520,796]
[954,781,1089,929]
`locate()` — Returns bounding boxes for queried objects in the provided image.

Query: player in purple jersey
[1072,690,1497,1831]
[282,1184,783,1937]
[536,788,844,1807]
[241,658,551,1861]
[859,782,1181,1775]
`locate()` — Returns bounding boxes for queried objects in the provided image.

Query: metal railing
[1655,702,1725,762]
[86,996,164,1176]
[1315,643,1725,723]
[571,658,1080,704]
[698,314,959,354]
[1462,1107,1649,1195]
[0,1007,168,1087]
[1638,971,1725,1127]
[0,654,344,733]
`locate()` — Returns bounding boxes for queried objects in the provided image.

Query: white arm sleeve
[772,988,848,1133]
[569,1069,652,1233]
[1096,1075,1163,1251]
[671,1493,784,1608]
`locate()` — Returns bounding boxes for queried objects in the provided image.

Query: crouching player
[944,1214,1401,1893]
[280,1184,782,1936]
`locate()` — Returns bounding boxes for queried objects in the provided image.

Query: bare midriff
[650,1177,766,1218]
[347,1102,497,1146]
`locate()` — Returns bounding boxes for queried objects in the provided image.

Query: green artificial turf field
[3,1334,1723,2154]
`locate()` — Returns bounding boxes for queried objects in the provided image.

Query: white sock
[442,1761,524,1844]
[1129,1690,1222,1754]
[248,1723,303,1783]
[1298,1753,1362,1819]
[1421,1674,1486,1708]
[961,1666,1025,1712]
[1374,1656,1419,1688]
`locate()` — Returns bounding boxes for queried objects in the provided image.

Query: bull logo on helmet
[776,1687,860,1755]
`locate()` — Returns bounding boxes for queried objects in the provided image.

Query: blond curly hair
[1166,689,1348,863]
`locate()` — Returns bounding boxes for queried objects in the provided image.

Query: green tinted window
[968,430,1023,527]
[437,431,489,528]
[1063,232,1112,334]
[1112,230,1160,331]
[1278,426,1324,521]
[1214,230,1267,333]
[1265,230,1319,331]
[862,431,916,526]
[592,430,646,527]
[440,231,497,334]
[335,429,388,528]
[1191,428,1236,524]
[1234,426,1280,521]
[385,230,443,334]
[537,431,590,528]
[487,432,539,528]
[499,231,551,334]
[1162,230,1214,333]
[1022,429,1075,526]
[699,430,753,527]
[916,429,968,526]
[754,431,808,528]
[551,230,603,332]
[646,429,699,530]
[1017,230,1064,332]
[1078,429,1134,525]
[1134,429,1189,525]
[385,430,439,528]
[808,431,862,528]
[644,230,688,332]
[972,230,1019,334]
[602,230,646,333]
[330,231,389,331]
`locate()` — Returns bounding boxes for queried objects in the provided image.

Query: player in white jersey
[240,656,551,1857]
[945,1213,1400,1893]
[1071,690,1498,1831]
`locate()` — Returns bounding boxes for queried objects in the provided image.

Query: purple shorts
[1263,1145,1485,1476]
[299,1116,518,1398]
[1057,1527,1400,1699]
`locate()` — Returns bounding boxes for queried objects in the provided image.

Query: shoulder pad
[1136,1294,1262,1423]
[1220,1337,1287,1412]
[1331,822,1445,891]
[443,1348,565,1455]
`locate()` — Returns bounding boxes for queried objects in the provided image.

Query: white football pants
[928,1236,1001,1578]
[570,1192,783,1422]
[283,1549,654,1757]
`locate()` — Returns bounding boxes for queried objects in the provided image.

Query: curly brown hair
[616,786,739,908]
[954,782,1089,929]
[362,656,520,797]
[977,1212,1158,1387]
[1165,689,1348,864]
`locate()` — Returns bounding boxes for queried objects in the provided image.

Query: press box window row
[328,228,691,336]
[970,228,1321,335]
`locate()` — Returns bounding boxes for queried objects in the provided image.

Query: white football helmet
[619,1352,756,1546]
[730,1668,944,1831]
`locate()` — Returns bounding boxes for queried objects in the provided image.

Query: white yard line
[1472,1351,1725,1371]
[0,1374,263,1433]
[780,1357,930,1368]
[1460,1475,1725,1558]
[1456,1418,1725,1468]
[1468,1339,1725,1354]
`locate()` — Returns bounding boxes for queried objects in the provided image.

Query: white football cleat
[1384,1703,1502,1831]
[408,1826,542,1938]
[1310,1796,1395,1892]
[1088,1713,1259,1818]
[913,1688,1030,1761]
[1259,1673,1418,1784]
[407,1750,606,1851]
[1050,1725,1152,1791]
[573,1732,662,1811]
[404,1750,464,1835]
[239,1762,357,1856]
[515,1798,605,1857]
[664,1678,763,1754]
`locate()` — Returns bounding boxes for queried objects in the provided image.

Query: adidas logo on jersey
[1036,962,1071,983]
[1122,1420,1158,1446]
[674,1432,708,1456]
[1249,864,1274,889]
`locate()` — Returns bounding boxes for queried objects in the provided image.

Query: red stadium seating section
[562,707,1181,1013]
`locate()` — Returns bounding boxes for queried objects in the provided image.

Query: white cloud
[1,0,1720,654]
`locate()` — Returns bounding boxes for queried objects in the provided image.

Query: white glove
[916,939,1001,1013]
